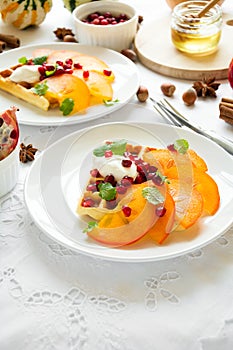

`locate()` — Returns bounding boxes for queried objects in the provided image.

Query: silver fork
[150,97,233,156]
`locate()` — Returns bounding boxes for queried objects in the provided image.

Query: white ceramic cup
[73,1,138,52]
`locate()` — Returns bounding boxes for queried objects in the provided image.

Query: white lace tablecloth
[1,1,233,349]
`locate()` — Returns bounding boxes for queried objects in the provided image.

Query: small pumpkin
[0,0,53,29]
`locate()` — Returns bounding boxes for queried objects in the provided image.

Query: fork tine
[156,101,182,127]
[151,100,181,127]
[161,98,189,121]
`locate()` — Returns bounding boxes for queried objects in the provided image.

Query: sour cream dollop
[93,154,137,182]
[10,65,41,84]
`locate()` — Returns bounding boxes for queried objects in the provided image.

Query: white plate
[25,121,233,262]
[0,43,139,126]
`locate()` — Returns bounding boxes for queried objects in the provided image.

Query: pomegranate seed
[38,66,46,75]
[65,58,73,65]
[104,174,117,186]
[152,175,163,186]
[90,168,101,177]
[63,64,72,70]
[92,18,100,25]
[54,68,64,75]
[100,19,109,25]
[134,173,146,184]
[45,64,55,71]
[111,21,118,25]
[104,150,113,158]
[121,159,132,168]
[10,129,17,139]
[104,12,112,18]
[167,144,176,152]
[106,199,117,209]
[88,13,99,21]
[148,165,158,173]
[74,63,83,69]
[116,185,127,194]
[83,70,89,79]
[86,183,97,192]
[121,176,133,187]
[81,198,95,207]
[134,158,144,165]
[65,69,73,74]
[122,206,132,217]
[56,60,64,66]
[103,69,112,77]
[156,206,167,217]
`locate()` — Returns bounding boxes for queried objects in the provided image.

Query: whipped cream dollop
[92,154,137,182]
[10,65,41,84]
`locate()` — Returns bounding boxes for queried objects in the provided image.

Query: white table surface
[1,1,233,349]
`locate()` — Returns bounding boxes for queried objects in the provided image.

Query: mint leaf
[174,139,189,154]
[110,139,127,156]
[18,56,28,64]
[83,221,98,233]
[33,55,48,65]
[60,98,74,116]
[93,144,109,157]
[32,81,48,96]
[103,98,119,107]
[142,187,164,205]
[99,182,117,201]
[93,139,127,157]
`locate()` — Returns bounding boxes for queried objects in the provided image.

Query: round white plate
[0,43,139,126]
[24,121,233,262]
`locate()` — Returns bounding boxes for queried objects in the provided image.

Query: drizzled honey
[171,1,222,56]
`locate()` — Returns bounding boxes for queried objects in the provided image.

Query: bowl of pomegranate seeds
[73,1,138,51]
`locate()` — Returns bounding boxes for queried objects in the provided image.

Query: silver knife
[151,97,233,156]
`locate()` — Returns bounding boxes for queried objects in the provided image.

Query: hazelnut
[63,35,77,42]
[121,49,137,62]
[160,83,176,97]
[136,85,149,102]
[182,88,197,106]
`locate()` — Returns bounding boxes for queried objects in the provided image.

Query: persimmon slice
[147,192,175,244]
[168,179,203,230]
[87,183,158,247]
[44,74,90,114]
[73,70,113,102]
[193,169,220,215]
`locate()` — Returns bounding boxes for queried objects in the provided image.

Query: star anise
[53,27,75,40]
[192,77,221,98]
[19,143,38,163]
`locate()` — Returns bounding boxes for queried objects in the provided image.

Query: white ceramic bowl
[0,144,19,197]
[72,1,138,52]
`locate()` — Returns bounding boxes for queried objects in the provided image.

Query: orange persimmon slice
[73,70,113,102]
[146,192,176,244]
[193,169,220,215]
[44,74,90,114]
[167,178,203,230]
[88,183,157,247]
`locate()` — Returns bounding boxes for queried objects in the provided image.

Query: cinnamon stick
[219,105,233,118]
[0,34,20,48]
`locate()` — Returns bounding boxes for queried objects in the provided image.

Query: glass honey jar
[171,1,223,56]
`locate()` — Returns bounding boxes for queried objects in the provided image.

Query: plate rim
[0,42,140,126]
[24,121,233,262]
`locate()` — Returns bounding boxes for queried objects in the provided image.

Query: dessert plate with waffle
[0,42,139,126]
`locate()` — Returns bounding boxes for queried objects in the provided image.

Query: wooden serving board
[134,14,233,80]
